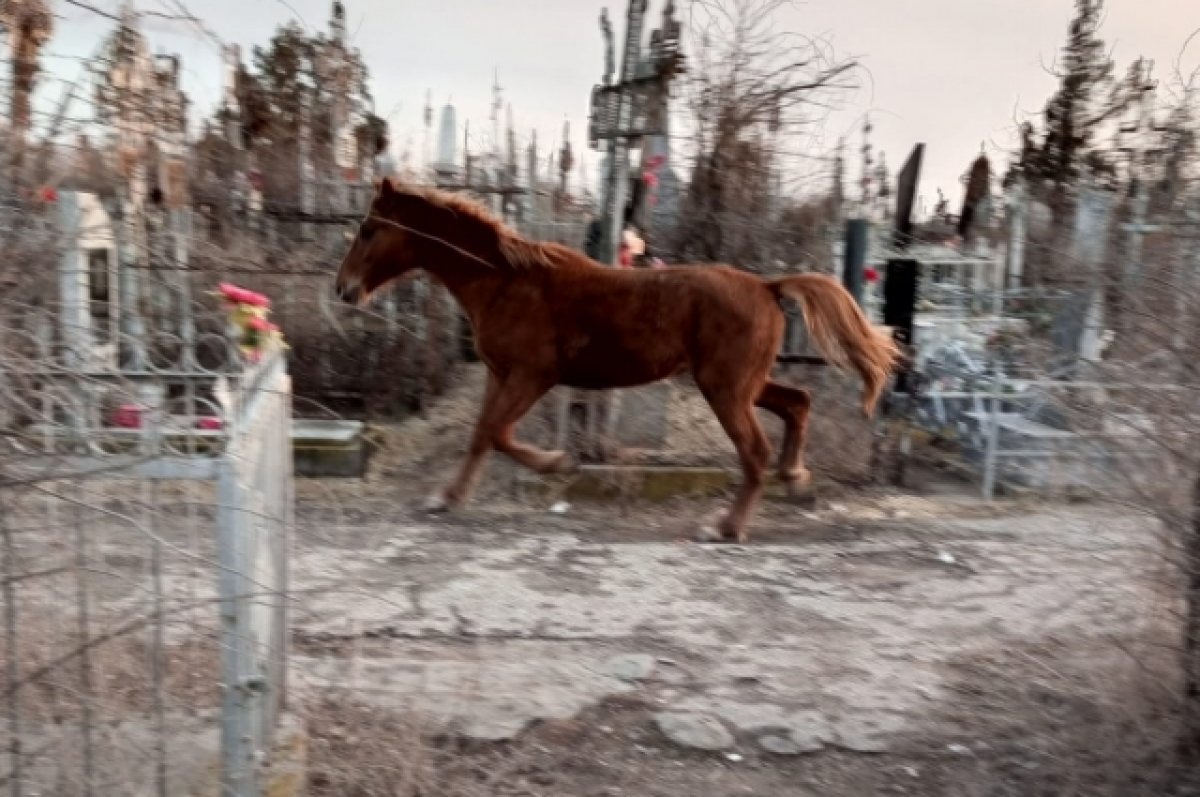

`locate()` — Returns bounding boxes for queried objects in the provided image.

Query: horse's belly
[558,340,686,389]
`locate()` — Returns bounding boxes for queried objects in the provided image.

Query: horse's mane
[406,186,571,271]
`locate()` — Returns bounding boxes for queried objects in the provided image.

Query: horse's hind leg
[698,391,772,543]
[430,371,567,511]
[494,423,574,474]
[755,381,813,490]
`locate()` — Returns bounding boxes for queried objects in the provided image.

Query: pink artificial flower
[218,282,250,303]
[248,316,272,332]
[218,283,271,308]
[196,416,223,431]
[242,290,271,308]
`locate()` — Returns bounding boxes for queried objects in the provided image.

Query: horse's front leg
[424,371,500,512]
[426,372,566,512]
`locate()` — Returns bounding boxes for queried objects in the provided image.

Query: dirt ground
[3,364,1194,796]
[289,366,1195,797]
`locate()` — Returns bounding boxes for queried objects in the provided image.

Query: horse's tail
[768,273,901,417]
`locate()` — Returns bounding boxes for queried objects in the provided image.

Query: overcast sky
[36,0,1200,211]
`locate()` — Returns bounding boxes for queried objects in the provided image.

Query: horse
[335,178,900,543]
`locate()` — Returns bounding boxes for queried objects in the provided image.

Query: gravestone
[522,382,671,460]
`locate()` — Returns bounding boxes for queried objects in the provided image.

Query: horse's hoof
[694,525,743,544]
[782,467,812,491]
[422,494,452,514]
[545,451,578,475]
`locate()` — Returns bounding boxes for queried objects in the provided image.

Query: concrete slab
[280,498,1171,752]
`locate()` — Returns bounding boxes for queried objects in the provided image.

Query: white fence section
[216,350,293,797]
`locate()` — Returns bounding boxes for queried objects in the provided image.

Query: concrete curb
[516,464,822,503]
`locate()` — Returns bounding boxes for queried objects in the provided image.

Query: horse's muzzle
[336,282,362,304]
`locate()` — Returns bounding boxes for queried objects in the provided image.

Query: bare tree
[671,0,855,269]
[0,0,53,181]
[1015,68,1200,767]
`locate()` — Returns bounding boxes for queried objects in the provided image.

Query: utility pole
[423,90,433,182]
[590,0,683,266]
[558,119,574,216]
[597,0,647,266]
[581,0,684,459]
[527,130,538,227]
[860,116,874,216]
[491,70,503,192]
[1119,58,1164,300]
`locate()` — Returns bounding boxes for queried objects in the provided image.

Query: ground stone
[607,653,656,682]
[654,712,735,751]
[758,731,824,755]
[459,714,531,742]
[833,724,891,753]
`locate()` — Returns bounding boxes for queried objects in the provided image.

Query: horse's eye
[359,224,374,242]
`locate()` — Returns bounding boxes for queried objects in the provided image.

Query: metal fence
[907,370,1185,500]
[0,223,293,796]
[517,219,588,250]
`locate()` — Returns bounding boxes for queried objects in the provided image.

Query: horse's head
[335,177,416,305]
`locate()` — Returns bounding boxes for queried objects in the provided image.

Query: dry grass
[932,639,1193,797]
[1,631,219,723]
[363,361,879,508]
[304,694,545,797]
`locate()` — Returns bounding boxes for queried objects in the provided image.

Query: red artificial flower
[38,186,58,203]
[112,404,142,429]
[865,266,880,283]
[196,416,223,431]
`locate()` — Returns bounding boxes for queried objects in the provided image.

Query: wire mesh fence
[0,189,294,796]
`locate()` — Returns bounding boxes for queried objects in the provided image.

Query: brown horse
[335,178,899,542]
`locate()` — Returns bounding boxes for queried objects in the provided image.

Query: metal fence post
[216,451,256,797]
[215,351,291,795]
[982,375,1002,501]
[2,499,21,797]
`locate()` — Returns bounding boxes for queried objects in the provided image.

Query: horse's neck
[414,238,509,316]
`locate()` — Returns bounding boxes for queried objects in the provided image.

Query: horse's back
[542,263,781,389]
